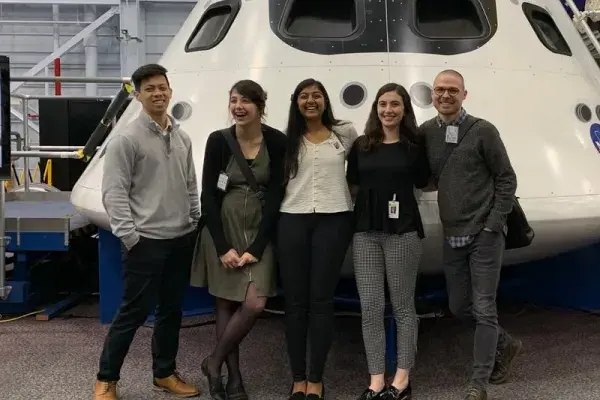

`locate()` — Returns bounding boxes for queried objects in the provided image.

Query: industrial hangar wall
[0,1,194,174]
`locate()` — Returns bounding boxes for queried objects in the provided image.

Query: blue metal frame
[0,230,79,317]
[496,241,600,311]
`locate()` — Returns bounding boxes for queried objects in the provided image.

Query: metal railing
[1,75,132,300]
[9,75,132,192]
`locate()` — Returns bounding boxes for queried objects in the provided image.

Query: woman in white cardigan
[277,78,358,400]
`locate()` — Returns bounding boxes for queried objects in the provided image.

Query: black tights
[206,283,266,382]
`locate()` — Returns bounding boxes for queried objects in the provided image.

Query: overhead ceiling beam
[8,6,119,132]
[10,7,119,93]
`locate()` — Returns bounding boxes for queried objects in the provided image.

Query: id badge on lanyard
[217,172,229,192]
[445,125,458,144]
[388,194,399,219]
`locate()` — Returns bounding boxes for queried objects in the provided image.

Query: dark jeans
[443,229,512,389]
[97,230,196,382]
[277,212,353,383]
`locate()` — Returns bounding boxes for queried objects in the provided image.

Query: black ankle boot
[201,357,226,400]
[226,378,248,400]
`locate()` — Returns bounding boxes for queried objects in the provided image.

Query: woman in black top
[346,83,431,400]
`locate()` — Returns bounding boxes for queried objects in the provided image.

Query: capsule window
[414,0,485,39]
[283,0,358,38]
[185,0,241,52]
[522,3,572,56]
[576,103,592,122]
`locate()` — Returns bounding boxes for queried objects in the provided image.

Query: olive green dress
[190,142,277,302]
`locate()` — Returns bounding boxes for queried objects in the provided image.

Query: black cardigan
[200,124,287,259]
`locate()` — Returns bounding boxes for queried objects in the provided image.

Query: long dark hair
[359,83,421,152]
[283,78,340,182]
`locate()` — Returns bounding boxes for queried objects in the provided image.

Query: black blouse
[346,137,431,238]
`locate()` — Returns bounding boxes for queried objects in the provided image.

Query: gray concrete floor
[0,300,599,400]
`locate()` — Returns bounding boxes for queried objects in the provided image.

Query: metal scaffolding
[8,6,119,134]
[1,76,132,299]
[5,0,195,133]
[565,0,600,57]
[9,7,120,94]
[0,0,195,301]
[9,76,131,193]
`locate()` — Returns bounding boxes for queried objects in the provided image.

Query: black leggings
[277,212,354,383]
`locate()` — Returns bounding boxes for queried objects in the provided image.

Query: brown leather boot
[93,380,118,400]
[153,372,201,398]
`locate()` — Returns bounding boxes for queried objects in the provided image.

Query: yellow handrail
[6,158,54,190]
[42,159,53,186]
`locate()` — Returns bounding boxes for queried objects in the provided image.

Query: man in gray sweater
[420,70,523,400]
[93,64,201,400]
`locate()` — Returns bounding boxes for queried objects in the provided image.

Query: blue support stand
[1,229,84,318]
[0,252,39,314]
[497,241,600,311]
[385,315,397,374]
[97,229,215,325]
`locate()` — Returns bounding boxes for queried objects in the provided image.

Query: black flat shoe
[201,357,226,400]
[357,388,387,400]
[386,382,412,400]
[226,379,249,400]
[289,382,306,400]
[306,383,325,400]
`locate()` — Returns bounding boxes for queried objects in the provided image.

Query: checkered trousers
[352,230,423,374]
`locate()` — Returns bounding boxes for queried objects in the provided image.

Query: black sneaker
[386,382,412,400]
[490,338,523,384]
[357,388,386,400]
[464,386,487,400]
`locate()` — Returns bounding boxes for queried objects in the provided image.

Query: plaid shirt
[436,108,474,249]
[436,108,467,129]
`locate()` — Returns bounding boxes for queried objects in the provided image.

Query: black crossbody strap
[435,118,481,182]
[221,129,264,200]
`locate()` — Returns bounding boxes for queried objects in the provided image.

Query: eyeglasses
[433,87,460,97]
